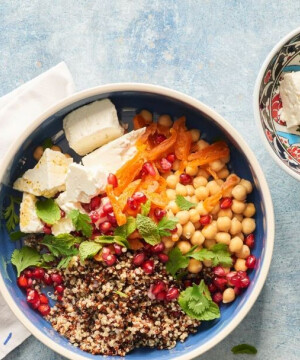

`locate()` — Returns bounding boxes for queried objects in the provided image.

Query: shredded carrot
[136,123,157,147]
[147,128,177,161]
[133,114,147,129]
[187,141,229,165]
[118,179,141,211]
[173,116,187,131]
[145,191,168,208]
[106,184,127,226]
[205,166,219,180]
[172,117,192,161]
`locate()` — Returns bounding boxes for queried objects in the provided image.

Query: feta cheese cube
[13,148,72,198]
[280,72,300,130]
[19,193,44,233]
[55,191,86,213]
[63,99,124,155]
[51,217,75,236]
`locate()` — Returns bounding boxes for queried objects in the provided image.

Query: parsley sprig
[11,246,41,276]
[3,196,21,232]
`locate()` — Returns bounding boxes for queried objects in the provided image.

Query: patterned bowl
[254,27,300,180]
[0,84,274,360]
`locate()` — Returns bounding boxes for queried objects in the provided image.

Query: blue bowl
[0,84,274,360]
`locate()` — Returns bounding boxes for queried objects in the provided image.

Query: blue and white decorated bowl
[254,27,300,181]
[0,84,274,360]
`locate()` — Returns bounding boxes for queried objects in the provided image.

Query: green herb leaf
[79,241,102,262]
[57,256,73,269]
[10,230,25,241]
[4,196,21,232]
[68,210,93,237]
[188,244,232,267]
[188,248,215,262]
[141,200,151,216]
[175,195,197,211]
[157,216,178,237]
[42,233,79,257]
[114,216,136,239]
[11,246,41,276]
[36,199,61,225]
[231,344,258,355]
[94,235,129,248]
[42,253,55,263]
[42,138,53,150]
[166,247,189,276]
[136,214,160,245]
[178,280,220,321]
[114,290,128,298]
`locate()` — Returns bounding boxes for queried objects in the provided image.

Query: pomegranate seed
[213,266,226,277]
[113,244,123,255]
[105,254,117,266]
[226,271,237,286]
[240,275,250,288]
[27,278,33,288]
[184,280,193,288]
[24,269,33,278]
[154,208,166,221]
[133,192,147,204]
[160,158,172,172]
[60,209,66,218]
[142,162,156,176]
[103,202,113,214]
[237,270,247,279]
[156,291,167,300]
[26,289,39,304]
[212,292,223,304]
[133,252,146,266]
[81,203,91,212]
[57,295,63,301]
[154,133,167,144]
[43,225,52,234]
[90,211,101,223]
[55,285,64,294]
[220,197,233,209]
[107,212,117,224]
[200,215,212,225]
[246,255,256,269]
[179,173,192,185]
[245,234,255,248]
[43,273,53,286]
[170,227,178,233]
[107,173,118,188]
[100,221,112,233]
[90,196,101,211]
[234,286,241,295]
[230,275,242,287]
[127,197,138,210]
[17,275,28,288]
[208,283,217,293]
[166,153,176,163]
[39,293,49,304]
[32,268,45,279]
[158,253,169,263]
[151,242,165,253]
[51,273,63,285]
[213,276,227,290]
[142,260,155,274]
[166,287,180,301]
[31,299,41,309]
[102,247,111,261]
[152,281,166,295]
[106,230,114,236]
[38,304,51,316]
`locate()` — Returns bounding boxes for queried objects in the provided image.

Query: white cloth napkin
[0,62,75,359]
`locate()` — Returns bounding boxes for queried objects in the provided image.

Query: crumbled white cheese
[280,72,300,130]
[63,99,124,156]
[55,192,86,213]
[19,193,44,233]
[51,217,75,236]
[13,148,72,198]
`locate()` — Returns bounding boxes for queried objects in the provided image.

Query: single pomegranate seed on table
[166,287,180,301]
[142,260,155,274]
[154,133,167,144]
[38,304,51,316]
[156,291,167,300]
[107,173,118,188]
[154,208,167,221]
[166,153,176,163]
[100,221,112,233]
[105,254,117,266]
[50,273,63,285]
[142,162,156,176]
[32,267,45,279]
[220,197,233,209]
[17,275,28,288]
[213,276,227,290]
[103,202,113,214]
[102,247,111,261]
[55,285,64,294]
[246,255,256,269]
[133,252,146,266]
[113,244,123,255]
[160,158,172,172]
[213,266,226,277]
[26,289,39,304]
[157,253,169,263]
[43,225,52,234]
[60,209,66,218]
[208,283,217,293]
[245,233,255,248]
[200,215,212,225]
[39,293,49,304]
[151,242,165,253]
[179,173,192,185]
[212,292,223,304]
[90,196,101,211]
[133,191,147,204]
[152,281,166,295]
[43,273,53,286]
[127,197,138,210]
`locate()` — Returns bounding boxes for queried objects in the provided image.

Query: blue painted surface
[0,1,299,360]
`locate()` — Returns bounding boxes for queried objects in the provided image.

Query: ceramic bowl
[0,84,274,360]
[254,27,300,181]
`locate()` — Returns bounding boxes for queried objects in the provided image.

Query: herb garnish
[79,241,102,262]
[231,344,257,355]
[4,196,21,232]
[175,195,197,211]
[11,246,41,276]
[68,210,93,237]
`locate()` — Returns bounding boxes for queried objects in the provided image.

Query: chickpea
[191,230,205,246]
[139,109,153,123]
[215,232,231,245]
[166,189,176,201]
[182,221,195,239]
[231,199,246,214]
[172,159,181,171]
[188,258,203,273]
[177,241,192,254]
[232,184,247,201]
[193,176,208,188]
[236,232,244,241]
[204,238,216,249]
[176,183,187,196]
[197,139,209,150]
[218,209,233,219]
[234,258,248,271]
[229,236,243,253]
[217,216,231,232]
[240,179,253,194]
[223,288,235,303]
[233,214,243,222]
[230,217,242,235]
[171,233,180,242]
[33,146,44,161]
[158,114,172,127]
[216,179,224,187]
[186,185,195,196]
[206,180,221,195]
[236,245,250,259]
[177,210,190,225]
[190,195,198,203]
[211,203,220,215]
[176,223,183,237]
[166,174,179,189]
[167,200,180,214]
[162,236,174,250]
[195,186,209,201]
[202,222,217,240]
[203,259,212,267]
[243,203,256,218]
[190,129,201,142]
[209,160,224,172]
[196,201,209,215]
[242,218,256,235]
[197,168,210,179]
[189,209,200,223]
[217,167,229,179]
[186,165,198,176]
[64,153,72,158]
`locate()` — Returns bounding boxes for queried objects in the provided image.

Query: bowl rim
[253,26,300,181]
[0,83,274,360]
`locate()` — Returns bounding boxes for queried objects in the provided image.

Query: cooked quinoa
[47,252,200,356]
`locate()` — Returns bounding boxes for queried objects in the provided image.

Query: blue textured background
[0,1,299,359]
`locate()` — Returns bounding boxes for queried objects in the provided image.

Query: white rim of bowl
[253,26,300,181]
[0,83,274,360]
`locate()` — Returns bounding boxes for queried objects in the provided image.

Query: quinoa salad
[4,99,257,356]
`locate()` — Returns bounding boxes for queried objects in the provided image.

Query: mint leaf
[42,234,79,257]
[231,344,257,355]
[4,196,21,232]
[11,246,41,276]
[114,290,128,298]
[114,216,136,239]
[57,256,73,269]
[68,210,92,237]
[94,235,129,248]
[36,199,61,225]
[42,253,55,263]
[166,247,189,276]
[141,200,151,216]
[10,230,25,241]
[42,138,54,150]
[157,216,178,237]
[175,195,197,211]
[136,214,160,245]
[79,241,102,262]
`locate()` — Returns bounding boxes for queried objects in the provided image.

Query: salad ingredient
[11,246,41,276]
[231,343,257,355]
[19,193,43,233]
[68,209,93,237]
[175,195,197,210]
[79,241,102,261]
[35,198,61,225]
[13,149,72,198]
[63,99,124,156]
[51,218,75,236]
